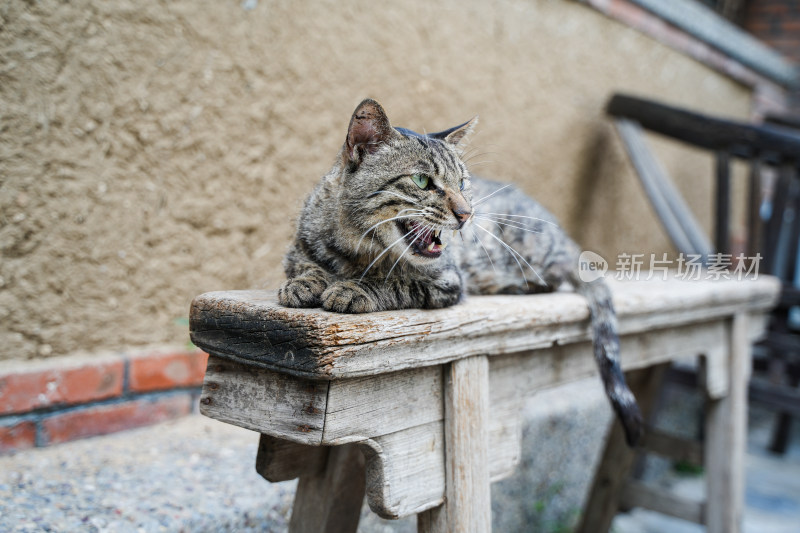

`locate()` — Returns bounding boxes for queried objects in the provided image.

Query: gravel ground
[0,416,296,532]
[2,378,798,533]
[0,379,610,533]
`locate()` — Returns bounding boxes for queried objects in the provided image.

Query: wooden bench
[190,276,778,532]
[607,93,800,456]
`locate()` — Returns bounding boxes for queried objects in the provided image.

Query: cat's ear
[430,116,478,146]
[345,99,398,167]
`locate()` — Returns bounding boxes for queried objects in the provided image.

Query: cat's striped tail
[573,277,644,446]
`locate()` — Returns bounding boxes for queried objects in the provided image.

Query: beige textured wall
[0,0,752,361]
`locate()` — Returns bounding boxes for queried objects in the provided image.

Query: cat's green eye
[411,174,430,189]
[459,179,465,191]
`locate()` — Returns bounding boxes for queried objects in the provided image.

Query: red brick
[744,21,772,34]
[0,356,125,415]
[0,421,37,454]
[128,350,209,392]
[40,394,193,445]
[758,4,790,14]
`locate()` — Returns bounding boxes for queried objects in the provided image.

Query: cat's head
[339,98,477,266]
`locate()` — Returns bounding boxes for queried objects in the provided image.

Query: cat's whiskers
[360,226,419,281]
[384,224,433,282]
[461,150,496,170]
[355,210,426,253]
[459,145,484,158]
[421,127,432,149]
[472,215,545,235]
[474,222,545,285]
[474,224,529,288]
[472,184,512,208]
[464,161,494,170]
[476,212,559,227]
[459,135,494,154]
[461,151,497,165]
[470,228,498,275]
[460,140,500,162]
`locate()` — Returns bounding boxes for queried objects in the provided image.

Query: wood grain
[193,278,776,530]
[359,421,446,519]
[199,356,328,445]
[417,505,447,533]
[322,366,443,445]
[443,356,491,533]
[289,443,365,533]
[576,364,669,533]
[607,93,800,164]
[705,313,750,533]
[614,118,712,258]
[190,278,779,380]
[256,434,328,482]
[621,480,704,524]
[640,429,704,466]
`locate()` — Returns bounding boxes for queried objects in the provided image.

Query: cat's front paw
[321,281,378,314]
[278,277,326,308]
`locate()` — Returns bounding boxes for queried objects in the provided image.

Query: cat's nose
[448,194,472,229]
[453,208,471,229]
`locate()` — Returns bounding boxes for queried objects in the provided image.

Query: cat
[278,99,643,445]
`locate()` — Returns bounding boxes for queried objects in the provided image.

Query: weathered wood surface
[620,480,705,524]
[613,118,712,258]
[256,434,328,482]
[202,315,769,520]
[576,364,669,533]
[289,443,365,533]
[705,313,750,533]
[200,316,738,448]
[195,277,777,529]
[190,278,779,380]
[607,93,800,164]
[199,358,328,445]
[442,356,492,533]
[417,507,447,533]
[323,366,443,445]
[579,314,753,532]
[359,421,445,519]
[639,429,703,466]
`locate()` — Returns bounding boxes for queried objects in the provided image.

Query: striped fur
[279,99,643,445]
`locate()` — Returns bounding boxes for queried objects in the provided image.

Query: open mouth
[398,221,447,258]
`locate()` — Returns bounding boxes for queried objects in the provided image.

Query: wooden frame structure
[191,277,777,532]
[607,93,800,454]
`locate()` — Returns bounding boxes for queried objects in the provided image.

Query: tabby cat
[278,99,643,445]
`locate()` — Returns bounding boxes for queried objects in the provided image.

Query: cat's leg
[278,261,332,309]
[319,280,379,313]
[321,266,463,313]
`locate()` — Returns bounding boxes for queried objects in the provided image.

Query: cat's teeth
[427,242,435,252]
[453,230,458,238]
[434,229,441,239]
[440,243,447,250]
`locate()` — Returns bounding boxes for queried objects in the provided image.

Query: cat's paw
[278,277,326,308]
[321,281,378,314]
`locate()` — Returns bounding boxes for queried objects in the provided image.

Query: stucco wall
[0,0,752,361]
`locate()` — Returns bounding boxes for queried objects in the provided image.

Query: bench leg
[419,355,492,533]
[289,443,366,533]
[576,363,669,533]
[705,312,749,533]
